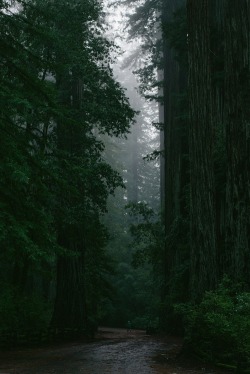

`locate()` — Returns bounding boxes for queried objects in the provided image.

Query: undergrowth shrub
[176,278,250,369]
[0,286,51,334]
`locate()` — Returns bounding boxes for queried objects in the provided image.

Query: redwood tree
[187,0,217,299]
[224,0,250,284]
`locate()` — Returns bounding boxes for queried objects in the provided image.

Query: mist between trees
[0,0,250,369]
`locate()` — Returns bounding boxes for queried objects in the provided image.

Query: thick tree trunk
[51,229,87,330]
[160,0,188,328]
[51,72,88,330]
[224,0,250,284]
[162,39,181,302]
[187,0,217,300]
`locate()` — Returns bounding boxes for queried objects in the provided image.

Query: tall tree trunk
[159,68,165,215]
[224,0,250,284]
[187,0,217,300]
[51,72,88,330]
[127,118,139,203]
[51,229,87,330]
[160,0,188,327]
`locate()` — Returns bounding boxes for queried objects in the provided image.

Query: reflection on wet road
[0,329,166,374]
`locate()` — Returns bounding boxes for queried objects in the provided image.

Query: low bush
[176,278,250,369]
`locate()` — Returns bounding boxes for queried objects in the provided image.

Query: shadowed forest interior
[0,0,250,370]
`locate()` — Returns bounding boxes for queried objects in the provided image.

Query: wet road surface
[0,328,166,374]
[0,328,230,374]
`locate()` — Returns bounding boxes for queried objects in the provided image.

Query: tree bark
[51,70,88,331]
[51,229,87,330]
[224,0,250,284]
[187,0,217,300]
[160,0,188,327]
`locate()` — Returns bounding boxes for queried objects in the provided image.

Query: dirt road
[0,328,227,374]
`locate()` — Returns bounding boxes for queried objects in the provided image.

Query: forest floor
[0,327,230,374]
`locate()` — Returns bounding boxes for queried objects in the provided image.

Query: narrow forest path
[0,328,229,374]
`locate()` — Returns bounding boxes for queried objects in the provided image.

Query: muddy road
[0,328,227,374]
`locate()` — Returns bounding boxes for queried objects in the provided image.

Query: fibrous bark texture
[187,0,217,300]
[224,0,250,283]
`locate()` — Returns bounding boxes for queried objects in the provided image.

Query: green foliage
[126,202,164,270]
[99,193,161,329]
[127,203,189,333]
[99,260,160,329]
[0,285,51,333]
[1,0,136,338]
[98,202,163,330]
[176,278,250,368]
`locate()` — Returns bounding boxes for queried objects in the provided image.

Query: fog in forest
[99,1,161,328]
